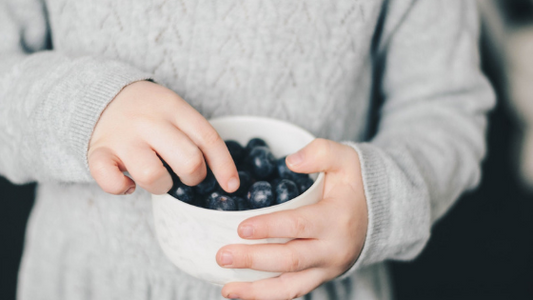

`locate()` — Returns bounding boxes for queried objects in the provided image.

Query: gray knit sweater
[0,0,494,299]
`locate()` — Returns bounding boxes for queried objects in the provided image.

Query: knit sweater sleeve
[340,0,495,276]
[0,0,152,184]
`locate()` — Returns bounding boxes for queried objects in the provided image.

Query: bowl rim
[155,115,325,215]
[209,115,312,132]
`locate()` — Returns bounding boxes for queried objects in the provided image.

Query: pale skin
[88,80,369,300]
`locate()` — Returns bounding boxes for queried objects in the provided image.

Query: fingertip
[286,151,303,169]
[101,175,134,195]
[109,174,136,195]
[198,131,240,193]
[218,250,234,267]
[225,293,239,299]
[121,173,136,195]
[124,184,136,195]
[212,159,239,193]
[221,284,239,299]
[177,161,207,187]
[238,224,254,238]
[220,284,229,297]
[215,248,225,267]
[225,176,240,193]
[287,138,346,173]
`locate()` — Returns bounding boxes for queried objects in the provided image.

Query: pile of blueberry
[166,138,314,211]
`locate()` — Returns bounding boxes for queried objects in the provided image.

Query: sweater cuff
[336,141,391,280]
[66,59,153,179]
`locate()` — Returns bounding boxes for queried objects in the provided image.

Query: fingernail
[227,294,239,299]
[240,225,253,238]
[124,186,135,195]
[287,151,303,166]
[228,177,239,192]
[221,251,233,266]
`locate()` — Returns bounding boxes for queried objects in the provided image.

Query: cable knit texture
[0,0,494,299]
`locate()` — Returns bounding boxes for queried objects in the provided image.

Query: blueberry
[270,178,282,189]
[225,140,245,164]
[168,181,196,204]
[233,171,253,197]
[276,156,293,179]
[167,137,316,211]
[274,179,299,205]
[207,195,237,211]
[245,146,276,180]
[203,189,224,208]
[194,169,218,195]
[237,160,254,174]
[247,181,274,209]
[233,196,250,210]
[296,176,314,194]
[245,137,268,154]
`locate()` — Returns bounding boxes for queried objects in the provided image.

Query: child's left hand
[216,138,368,300]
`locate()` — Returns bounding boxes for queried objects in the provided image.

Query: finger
[216,239,325,272]
[143,122,207,186]
[237,202,331,240]
[222,268,325,300]
[172,101,239,193]
[121,145,173,194]
[88,147,136,195]
[286,138,357,174]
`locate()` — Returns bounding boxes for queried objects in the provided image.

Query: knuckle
[288,291,301,300]
[336,247,356,270]
[337,212,354,231]
[312,138,329,151]
[279,275,301,299]
[287,250,302,272]
[181,151,205,175]
[137,165,165,186]
[331,217,358,266]
[331,239,356,268]
[88,153,126,195]
[154,179,173,195]
[284,292,298,300]
[89,159,108,180]
[316,138,333,156]
[243,251,255,269]
[134,116,156,134]
[292,215,311,237]
[102,184,124,195]
[200,129,222,148]
[91,169,123,194]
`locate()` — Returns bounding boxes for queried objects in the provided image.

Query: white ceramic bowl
[152,116,325,286]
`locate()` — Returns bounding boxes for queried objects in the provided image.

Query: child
[0,0,494,299]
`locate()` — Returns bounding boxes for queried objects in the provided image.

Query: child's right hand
[87,81,239,195]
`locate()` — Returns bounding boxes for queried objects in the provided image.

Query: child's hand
[216,139,368,300]
[88,81,239,195]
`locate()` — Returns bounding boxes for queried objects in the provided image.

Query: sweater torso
[18,1,389,300]
[46,0,382,140]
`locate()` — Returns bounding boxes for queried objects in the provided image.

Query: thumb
[286,138,355,174]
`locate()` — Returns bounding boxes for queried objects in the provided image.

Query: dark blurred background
[392,0,533,299]
[2,1,533,299]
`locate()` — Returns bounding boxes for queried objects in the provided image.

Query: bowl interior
[211,116,315,158]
